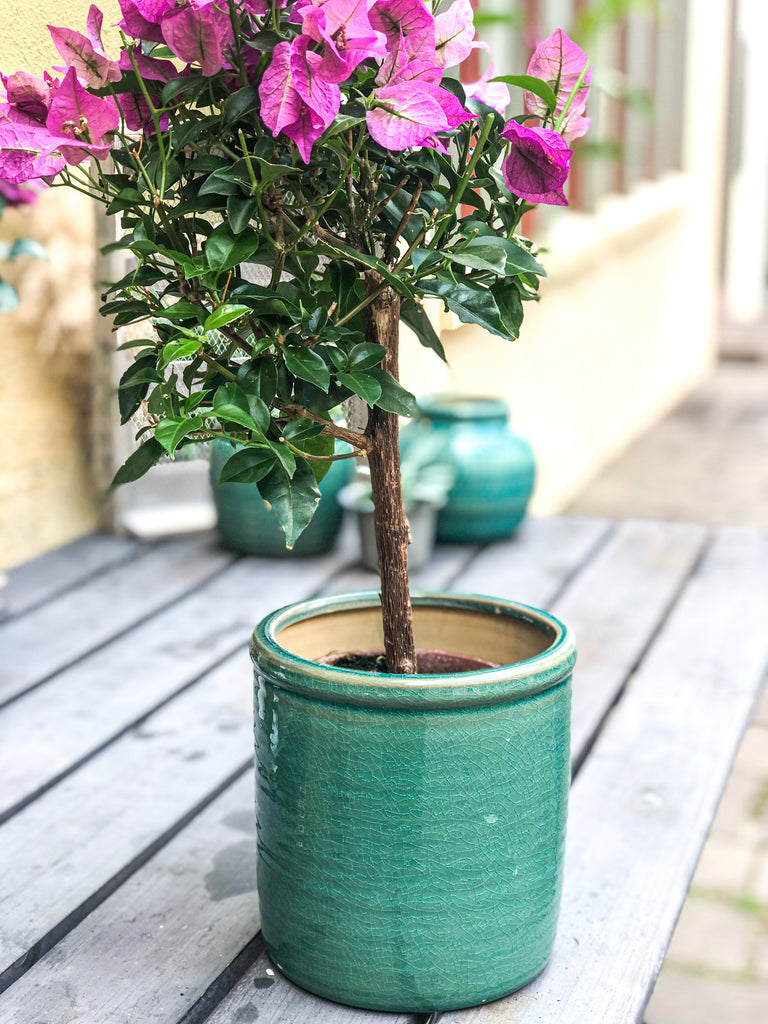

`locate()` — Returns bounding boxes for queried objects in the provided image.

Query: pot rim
[251,591,575,709]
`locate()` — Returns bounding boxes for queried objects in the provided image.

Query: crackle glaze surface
[401,395,536,543]
[251,593,574,1012]
[210,439,352,557]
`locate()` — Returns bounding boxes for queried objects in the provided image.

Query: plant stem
[363,275,415,675]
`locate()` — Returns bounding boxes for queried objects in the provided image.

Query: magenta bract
[160,2,233,77]
[464,63,510,114]
[501,119,572,206]
[433,0,475,69]
[45,67,120,164]
[524,28,591,122]
[48,23,120,89]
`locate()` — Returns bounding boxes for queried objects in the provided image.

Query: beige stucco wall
[0,6,117,569]
[0,2,120,73]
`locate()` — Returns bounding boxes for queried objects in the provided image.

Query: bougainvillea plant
[0,3,590,673]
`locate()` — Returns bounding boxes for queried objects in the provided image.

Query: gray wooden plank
[0,648,253,987]
[441,527,768,1023]
[0,533,234,706]
[554,519,709,765]
[0,549,350,822]
[1,533,142,620]
[0,775,260,1024]
[324,543,480,597]
[204,948,415,1024]
[449,516,613,608]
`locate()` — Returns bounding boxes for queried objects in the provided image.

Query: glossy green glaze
[209,439,353,556]
[401,394,536,543]
[251,592,575,1011]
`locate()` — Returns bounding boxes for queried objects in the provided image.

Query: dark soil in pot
[317,647,499,673]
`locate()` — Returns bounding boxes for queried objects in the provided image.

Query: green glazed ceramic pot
[209,439,352,557]
[251,592,575,1011]
[401,395,536,543]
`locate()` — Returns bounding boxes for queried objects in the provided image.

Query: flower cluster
[0,2,589,207]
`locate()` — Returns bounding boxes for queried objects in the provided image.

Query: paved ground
[568,358,768,1022]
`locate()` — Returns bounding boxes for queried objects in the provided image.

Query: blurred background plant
[0,181,47,313]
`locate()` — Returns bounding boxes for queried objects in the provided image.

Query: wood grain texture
[0,534,234,706]
[0,649,253,988]
[0,549,350,822]
[1,533,141,621]
[0,775,261,1024]
[441,527,768,1023]
[450,516,612,609]
[324,543,479,598]
[554,519,709,764]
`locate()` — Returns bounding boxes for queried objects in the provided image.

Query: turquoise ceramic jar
[402,395,536,543]
[209,439,352,556]
[251,592,575,1011]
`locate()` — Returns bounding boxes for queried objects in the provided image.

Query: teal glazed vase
[209,439,352,557]
[402,394,536,543]
[251,592,575,1012]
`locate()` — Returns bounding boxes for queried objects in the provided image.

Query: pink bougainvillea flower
[298,5,385,82]
[48,11,121,89]
[0,180,40,206]
[160,1,233,76]
[371,0,435,69]
[367,81,448,149]
[118,48,178,83]
[433,0,476,69]
[241,0,270,14]
[558,107,591,144]
[2,71,55,121]
[291,35,341,124]
[463,62,510,114]
[0,118,66,183]
[501,118,572,205]
[524,28,591,121]
[283,102,333,163]
[259,40,303,137]
[117,0,166,43]
[45,66,120,164]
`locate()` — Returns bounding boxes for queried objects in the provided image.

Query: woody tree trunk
[364,275,416,675]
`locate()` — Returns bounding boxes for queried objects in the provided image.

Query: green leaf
[112,438,164,487]
[205,223,261,273]
[246,393,271,434]
[491,282,524,339]
[314,239,417,301]
[258,459,321,549]
[491,74,558,114]
[283,347,331,391]
[160,299,206,323]
[465,235,546,277]
[253,156,299,184]
[290,430,336,484]
[218,445,276,484]
[336,371,382,406]
[160,336,200,367]
[399,299,446,361]
[367,369,418,417]
[227,194,258,233]
[198,168,245,197]
[204,303,251,332]
[224,84,259,124]
[213,383,258,431]
[348,342,387,370]
[269,440,297,477]
[421,276,511,340]
[155,415,205,455]
[282,419,325,442]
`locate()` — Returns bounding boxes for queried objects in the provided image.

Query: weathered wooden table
[1,516,767,1024]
